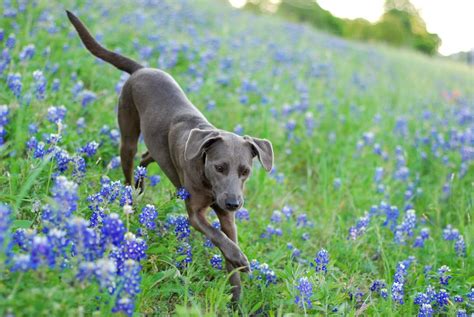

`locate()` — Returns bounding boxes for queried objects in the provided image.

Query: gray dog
[67,11,274,301]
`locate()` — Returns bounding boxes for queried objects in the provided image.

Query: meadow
[0,0,473,316]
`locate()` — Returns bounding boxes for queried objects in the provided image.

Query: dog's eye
[215,165,225,173]
[241,169,250,177]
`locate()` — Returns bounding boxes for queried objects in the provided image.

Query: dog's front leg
[185,201,250,273]
[214,205,242,302]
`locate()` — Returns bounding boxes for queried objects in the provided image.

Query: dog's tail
[66,10,143,74]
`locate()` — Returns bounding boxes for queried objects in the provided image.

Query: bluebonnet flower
[392,282,405,305]
[76,117,86,134]
[443,224,459,241]
[30,235,55,269]
[294,277,313,308]
[414,292,429,305]
[256,263,277,285]
[261,224,282,238]
[149,175,160,186]
[282,205,293,219]
[436,289,449,308]
[122,232,147,262]
[468,288,474,302]
[234,124,243,135]
[134,166,147,184]
[54,148,71,173]
[391,257,413,304]
[271,210,282,223]
[301,232,310,240]
[42,176,78,228]
[112,296,135,317]
[120,186,133,207]
[333,178,341,189]
[418,303,433,317]
[457,309,467,317]
[0,204,12,254]
[394,209,416,245]
[108,156,121,169]
[28,123,38,134]
[453,295,463,303]
[52,78,60,92]
[210,254,223,269]
[79,141,99,157]
[382,205,399,231]
[139,204,157,230]
[176,242,192,269]
[71,80,84,98]
[32,70,47,100]
[177,187,190,200]
[438,265,451,286]
[67,217,101,261]
[0,105,10,127]
[120,259,141,297]
[7,72,22,98]
[93,258,117,292]
[235,208,250,221]
[19,44,35,61]
[374,167,384,183]
[102,213,126,247]
[11,254,32,272]
[455,236,466,257]
[347,213,370,240]
[173,215,191,240]
[370,280,387,298]
[313,248,329,273]
[296,213,309,227]
[81,90,97,107]
[6,33,15,49]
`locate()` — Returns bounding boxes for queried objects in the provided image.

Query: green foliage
[244,0,442,55]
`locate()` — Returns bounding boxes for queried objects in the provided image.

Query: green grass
[0,0,473,316]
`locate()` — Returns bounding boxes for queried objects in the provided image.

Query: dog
[66,11,274,302]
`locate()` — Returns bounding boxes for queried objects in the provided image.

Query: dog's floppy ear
[244,136,274,172]
[185,129,222,161]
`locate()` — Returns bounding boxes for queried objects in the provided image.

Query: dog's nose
[225,198,240,210]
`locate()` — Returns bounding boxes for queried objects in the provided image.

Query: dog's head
[185,129,273,212]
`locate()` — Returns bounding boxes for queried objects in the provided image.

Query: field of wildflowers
[0,0,473,316]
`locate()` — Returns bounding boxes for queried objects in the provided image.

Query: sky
[317,0,474,55]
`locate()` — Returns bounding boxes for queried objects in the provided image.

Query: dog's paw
[227,249,250,273]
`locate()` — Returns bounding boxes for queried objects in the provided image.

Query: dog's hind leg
[139,151,154,167]
[118,90,140,187]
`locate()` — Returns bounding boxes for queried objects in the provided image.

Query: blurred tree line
[241,0,441,55]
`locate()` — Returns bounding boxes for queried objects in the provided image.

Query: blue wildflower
[134,166,147,184]
[47,106,67,123]
[438,265,451,286]
[0,204,12,254]
[314,248,329,273]
[176,242,193,269]
[32,70,47,100]
[79,141,99,157]
[81,90,97,107]
[235,208,250,221]
[177,187,190,200]
[149,175,160,186]
[210,254,223,270]
[122,232,147,262]
[295,277,313,309]
[455,236,466,257]
[102,213,126,247]
[139,204,158,230]
[436,289,449,308]
[418,303,433,317]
